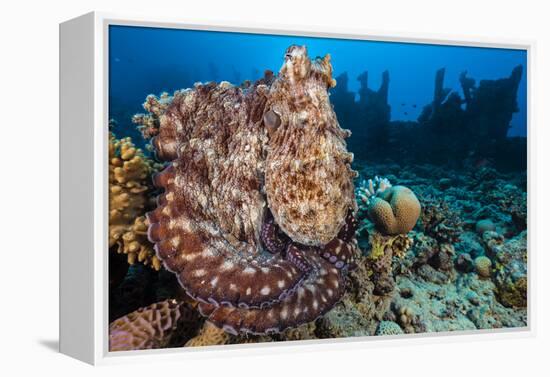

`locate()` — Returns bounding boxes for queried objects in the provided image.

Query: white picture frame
[59,11,535,365]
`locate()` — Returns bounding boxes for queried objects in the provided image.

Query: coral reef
[145,45,358,335]
[353,161,527,333]
[107,159,527,350]
[107,44,528,351]
[109,132,162,270]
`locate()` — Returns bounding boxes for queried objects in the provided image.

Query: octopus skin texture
[146,45,359,335]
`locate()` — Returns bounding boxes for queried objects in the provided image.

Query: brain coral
[474,256,492,278]
[109,299,189,351]
[367,184,421,235]
[375,321,404,336]
[144,45,359,335]
[109,132,161,270]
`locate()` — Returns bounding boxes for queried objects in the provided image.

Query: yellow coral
[369,232,413,261]
[109,132,161,270]
[184,322,230,347]
[368,186,421,235]
[121,216,162,270]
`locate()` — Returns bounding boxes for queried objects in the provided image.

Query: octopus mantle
[146,45,358,335]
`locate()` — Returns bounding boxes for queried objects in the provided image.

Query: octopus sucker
[148,45,358,334]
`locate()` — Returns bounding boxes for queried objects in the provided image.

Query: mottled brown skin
[147,45,358,335]
[265,47,355,246]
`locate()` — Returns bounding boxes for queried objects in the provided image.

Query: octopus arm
[320,238,357,269]
[197,254,345,335]
[147,164,306,309]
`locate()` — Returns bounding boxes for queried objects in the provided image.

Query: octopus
[146,45,359,335]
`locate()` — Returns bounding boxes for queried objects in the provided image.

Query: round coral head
[367,186,421,235]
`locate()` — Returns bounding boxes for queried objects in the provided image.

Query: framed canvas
[59,12,533,365]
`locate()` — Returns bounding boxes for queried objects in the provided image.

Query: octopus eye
[263,110,281,133]
[284,53,292,60]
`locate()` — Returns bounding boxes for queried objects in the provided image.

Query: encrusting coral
[184,321,230,347]
[484,231,527,308]
[144,45,359,335]
[109,299,192,351]
[109,132,162,270]
[357,177,421,235]
[375,321,403,336]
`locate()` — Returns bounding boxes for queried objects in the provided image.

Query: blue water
[109,25,527,140]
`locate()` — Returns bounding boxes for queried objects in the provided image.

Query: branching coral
[109,132,162,270]
[109,299,191,351]
[132,93,173,140]
[357,177,420,235]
